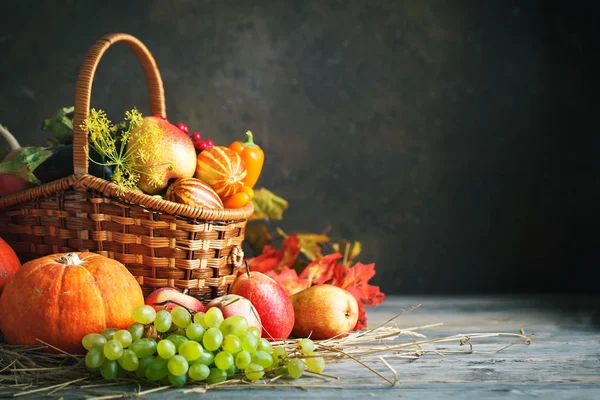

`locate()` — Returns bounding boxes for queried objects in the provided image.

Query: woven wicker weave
[0,33,253,302]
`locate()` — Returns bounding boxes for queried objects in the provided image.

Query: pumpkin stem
[56,253,84,266]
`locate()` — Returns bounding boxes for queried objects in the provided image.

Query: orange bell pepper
[229,131,264,189]
[223,186,254,208]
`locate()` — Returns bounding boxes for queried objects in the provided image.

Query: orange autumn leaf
[299,252,343,286]
[266,266,309,296]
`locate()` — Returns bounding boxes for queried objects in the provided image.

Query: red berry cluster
[190,131,214,152]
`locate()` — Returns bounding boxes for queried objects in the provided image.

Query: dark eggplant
[35,145,114,183]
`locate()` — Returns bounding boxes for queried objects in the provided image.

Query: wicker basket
[0,33,253,303]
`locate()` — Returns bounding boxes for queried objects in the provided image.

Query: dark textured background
[1,0,598,295]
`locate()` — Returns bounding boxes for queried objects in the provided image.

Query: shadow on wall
[0,0,597,295]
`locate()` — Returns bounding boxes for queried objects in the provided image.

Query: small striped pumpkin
[165,177,224,209]
[195,146,247,198]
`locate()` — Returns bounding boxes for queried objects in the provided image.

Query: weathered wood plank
[3,294,598,399]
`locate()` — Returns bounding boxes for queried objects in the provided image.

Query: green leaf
[42,106,74,145]
[250,188,288,221]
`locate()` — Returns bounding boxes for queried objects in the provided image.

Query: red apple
[290,284,359,339]
[229,271,294,340]
[145,287,205,313]
[205,294,262,330]
[127,116,197,194]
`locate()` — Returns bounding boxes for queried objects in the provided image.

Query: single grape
[154,309,173,332]
[185,322,205,341]
[132,305,156,324]
[165,334,189,352]
[222,334,242,355]
[145,356,169,381]
[188,363,210,381]
[202,327,223,352]
[220,315,248,336]
[304,353,326,373]
[272,346,287,365]
[168,372,188,387]
[101,328,118,340]
[113,330,133,348]
[129,338,158,358]
[251,350,274,369]
[257,338,273,354]
[100,359,119,380]
[118,349,139,371]
[193,312,208,328]
[214,351,234,371]
[178,340,203,362]
[85,346,105,369]
[128,323,145,341]
[235,350,251,369]
[168,355,189,376]
[82,333,106,350]
[225,363,237,377]
[244,363,265,381]
[103,339,123,360]
[297,338,315,354]
[135,355,154,379]
[239,331,258,353]
[192,350,214,366]
[204,307,224,328]
[206,367,227,384]
[286,358,304,379]
[247,326,261,339]
[171,305,192,328]
[157,339,177,359]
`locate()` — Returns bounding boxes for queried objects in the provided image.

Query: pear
[290,284,359,339]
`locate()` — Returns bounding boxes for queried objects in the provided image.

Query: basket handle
[72,33,166,175]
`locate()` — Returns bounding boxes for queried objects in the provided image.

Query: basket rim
[0,173,254,221]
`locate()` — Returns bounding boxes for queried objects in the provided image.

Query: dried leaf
[250,188,289,220]
[244,224,272,255]
[333,240,363,267]
[277,228,331,261]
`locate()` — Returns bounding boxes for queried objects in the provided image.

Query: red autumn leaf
[247,234,300,273]
[247,245,280,273]
[353,305,367,330]
[266,266,310,296]
[333,262,386,307]
[299,252,343,286]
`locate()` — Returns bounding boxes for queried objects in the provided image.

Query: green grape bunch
[81,301,327,385]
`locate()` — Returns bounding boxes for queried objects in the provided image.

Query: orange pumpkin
[195,146,247,198]
[0,252,144,353]
[0,237,21,293]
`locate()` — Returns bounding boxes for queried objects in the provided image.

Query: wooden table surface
[3,294,599,399]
